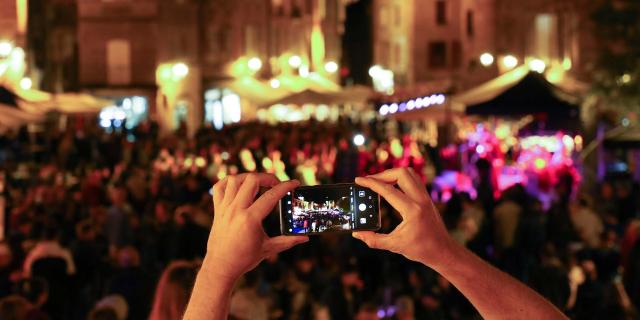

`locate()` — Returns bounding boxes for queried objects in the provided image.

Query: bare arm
[183,174,308,320]
[354,168,567,320]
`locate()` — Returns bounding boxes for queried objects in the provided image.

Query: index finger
[235,173,280,208]
[367,168,428,203]
[355,176,414,216]
[249,180,300,219]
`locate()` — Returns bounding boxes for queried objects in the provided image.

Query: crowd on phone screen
[0,118,639,320]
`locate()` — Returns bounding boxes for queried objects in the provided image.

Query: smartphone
[279,183,381,235]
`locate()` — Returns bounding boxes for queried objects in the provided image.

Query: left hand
[204,173,308,282]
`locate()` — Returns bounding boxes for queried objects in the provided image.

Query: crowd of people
[0,117,639,319]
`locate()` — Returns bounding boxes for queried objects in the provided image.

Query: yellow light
[20,77,32,90]
[0,41,12,57]
[299,65,309,77]
[310,24,326,72]
[324,61,339,73]
[288,55,302,68]
[172,63,189,79]
[195,156,206,168]
[248,57,262,71]
[479,53,494,66]
[562,57,572,71]
[270,78,281,88]
[502,55,518,69]
[529,58,546,73]
[621,74,632,84]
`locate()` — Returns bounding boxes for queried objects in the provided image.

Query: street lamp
[479,53,494,67]
[502,55,518,69]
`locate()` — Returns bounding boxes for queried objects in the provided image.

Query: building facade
[371,0,595,94]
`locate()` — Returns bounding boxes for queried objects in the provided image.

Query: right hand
[353,168,456,268]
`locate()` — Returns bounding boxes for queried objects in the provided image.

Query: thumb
[352,231,391,250]
[265,236,309,255]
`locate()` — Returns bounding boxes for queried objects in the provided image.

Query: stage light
[435,94,446,104]
[389,103,398,114]
[353,134,365,146]
[480,53,494,66]
[324,61,338,73]
[288,55,302,68]
[502,55,518,69]
[415,97,423,108]
[248,57,262,71]
[407,100,415,110]
[270,78,280,88]
[529,59,546,73]
[20,77,32,90]
[379,104,389,115]
[172,63,189,79]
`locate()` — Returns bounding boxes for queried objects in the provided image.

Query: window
[436,0,446,25]
[106,39,131,85]
[429,41,447,68]
[451,41,462,69]
[467,10,474,37]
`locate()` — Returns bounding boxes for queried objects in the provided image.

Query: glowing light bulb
[480,53,494,66]
[353,134,365,146]
[288,55,302,68]
[248,57,262,71]
[502,55,518,69]
[324,61,338,73]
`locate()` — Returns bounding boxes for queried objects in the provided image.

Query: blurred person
[107,246,152,320]
[13,278,50,319]
[0,295,31,320]
[94,295,128,320]
[87,307,119,320]
[493,185,525,252]
[323,263,364,319]
[23,225,76,277]
[570,197,604,248]
[148,261,198,320]
[104,185,134,255]
[0,242,15,298]
[394,295,415,320]
[229,270,269,320]
[184,171,567,320]
[355,303,380,320]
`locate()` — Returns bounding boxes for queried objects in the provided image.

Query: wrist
[200,255,240,288]
[422,237,465,272]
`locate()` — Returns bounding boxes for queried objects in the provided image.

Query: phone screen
[279,183,380,235]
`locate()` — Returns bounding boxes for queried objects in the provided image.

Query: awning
[1,85,112,114]
[462,71,579,118]
[604,127,640,149]
[215,77,289,106]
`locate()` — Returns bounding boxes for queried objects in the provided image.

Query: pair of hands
[205,168,454,282]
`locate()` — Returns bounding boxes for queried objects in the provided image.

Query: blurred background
[1,0,640,319]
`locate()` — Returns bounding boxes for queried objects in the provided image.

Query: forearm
[183,257,236,320]
[427,241,567,320]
